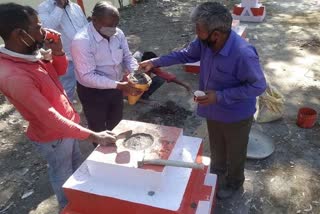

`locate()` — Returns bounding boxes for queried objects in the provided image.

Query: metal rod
[139,159,205,170]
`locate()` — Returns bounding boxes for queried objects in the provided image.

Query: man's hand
[194,90,217,105]
[139,60,154,72]
[43,29,64,56]
[86,131,117,146]
[117,82,143,96]
[55,0,68,8]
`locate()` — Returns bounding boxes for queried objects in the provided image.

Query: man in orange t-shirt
[0,3,116,209]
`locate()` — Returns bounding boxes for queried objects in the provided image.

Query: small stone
[9,118,21,125]
[148,191,155,196]
[190,202,197,209]
[21,190,34,199]
[18,168,29,176]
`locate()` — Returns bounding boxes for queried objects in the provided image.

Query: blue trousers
[32,138,83,209]
[59,61,76,101]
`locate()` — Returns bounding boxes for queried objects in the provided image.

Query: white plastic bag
[255,84,284,123]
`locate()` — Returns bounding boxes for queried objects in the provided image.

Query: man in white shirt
[38,0,88,101]
[71,1,142,147]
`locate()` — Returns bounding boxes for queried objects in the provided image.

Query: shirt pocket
[213,65,236,83]
[112,48,123,64]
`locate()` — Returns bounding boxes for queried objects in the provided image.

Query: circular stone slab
[247,129,275,159]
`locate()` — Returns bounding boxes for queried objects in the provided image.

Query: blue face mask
[99,27,117,37]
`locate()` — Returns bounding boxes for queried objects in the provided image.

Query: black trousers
[77,83,123,145]
[207,116,253,189]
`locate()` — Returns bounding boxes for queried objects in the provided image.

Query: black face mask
[200,31,215,47]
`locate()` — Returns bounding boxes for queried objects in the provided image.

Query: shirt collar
[218,30,236,57]
[90,22,119,43]
[49,0,70,8]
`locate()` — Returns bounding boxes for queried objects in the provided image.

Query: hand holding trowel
[115,130,133,140]
[96,130,133,147]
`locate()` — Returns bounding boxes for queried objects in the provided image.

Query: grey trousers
[207,116,253,189]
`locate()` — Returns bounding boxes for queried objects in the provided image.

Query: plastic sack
[255,84,284,123]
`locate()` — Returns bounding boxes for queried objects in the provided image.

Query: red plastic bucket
[296,107,318,128]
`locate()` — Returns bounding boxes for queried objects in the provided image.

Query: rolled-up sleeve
[71,38,118,89]
[51,55,68,76]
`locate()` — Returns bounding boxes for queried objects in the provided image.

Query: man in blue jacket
[140,2,267,199]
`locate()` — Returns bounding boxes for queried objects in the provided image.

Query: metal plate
[247,129,275,159]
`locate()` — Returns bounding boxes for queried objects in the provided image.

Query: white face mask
[20,30,44,54]
[99,27,116,37]
[20,31,35,47]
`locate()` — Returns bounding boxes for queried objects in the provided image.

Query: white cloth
[0,45,52,62]
[38,0,88,60]
[71,22,138,89]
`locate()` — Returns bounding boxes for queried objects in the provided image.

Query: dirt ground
[0,0,320,214]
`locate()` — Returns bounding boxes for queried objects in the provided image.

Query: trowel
[116,130,133,140]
